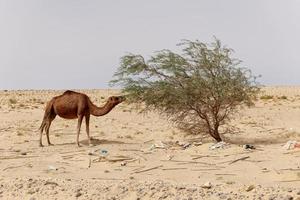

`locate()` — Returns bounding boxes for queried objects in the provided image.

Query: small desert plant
[260,95,274,100]
[9,98,17,104]
[111,38,260,141]
[278,95,288,100]
[19,103,25,107]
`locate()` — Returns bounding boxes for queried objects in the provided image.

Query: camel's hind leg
[45,113,56,146]
[39,99,55,147]
[76,115,84,147]
[85,114,92,146]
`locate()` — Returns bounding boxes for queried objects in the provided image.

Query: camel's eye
[109,97,113,101]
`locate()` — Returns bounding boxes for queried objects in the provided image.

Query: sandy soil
[0,87,300,200]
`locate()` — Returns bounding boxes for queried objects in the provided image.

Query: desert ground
[0,87,300,200]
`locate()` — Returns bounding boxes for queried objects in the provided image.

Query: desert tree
[111,38,260,142]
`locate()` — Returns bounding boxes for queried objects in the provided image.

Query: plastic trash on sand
[243,144,255,150]
[149,141,166,150]
[282,140,300,150]
[209,141,228,150]
[99,149,109,156]
[48,165,58,171]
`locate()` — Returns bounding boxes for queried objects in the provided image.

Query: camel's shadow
[54,138,125,147]
[81,138,125,146]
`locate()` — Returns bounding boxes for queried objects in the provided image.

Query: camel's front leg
[85,114,92,146]
[76,115,84,147]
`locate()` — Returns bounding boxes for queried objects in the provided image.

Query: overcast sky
[0,0,299,89]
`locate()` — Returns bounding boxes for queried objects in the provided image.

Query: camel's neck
[88,100,116,116]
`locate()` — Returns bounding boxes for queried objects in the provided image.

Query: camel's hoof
[39,144,44,147]
[48,143,54,146]
[77,144,81,147]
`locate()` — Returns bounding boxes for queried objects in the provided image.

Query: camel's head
[108,96,125,106]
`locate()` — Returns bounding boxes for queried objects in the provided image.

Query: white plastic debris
[149,141,166,150]
[282,140,299,150]
[48,165,58,171]
[183,143,191,149]
[209,141,228,150]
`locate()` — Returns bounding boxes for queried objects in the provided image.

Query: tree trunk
[211,132,222,142]
[209,128,222,142]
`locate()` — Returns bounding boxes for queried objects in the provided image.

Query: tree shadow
[224,137,285,145]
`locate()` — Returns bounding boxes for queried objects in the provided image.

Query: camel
[39,90,125,147]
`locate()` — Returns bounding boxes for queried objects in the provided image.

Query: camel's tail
[39,99,54,133]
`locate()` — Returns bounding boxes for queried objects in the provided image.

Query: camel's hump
[63,90,77,95]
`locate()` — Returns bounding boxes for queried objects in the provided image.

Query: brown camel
[39,90,124,147]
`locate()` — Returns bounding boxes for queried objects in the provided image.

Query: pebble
[27,189,35,195]
[187,188,197,192]
[75,192,82,197]
[284,195,294,200]
[201,182,212,189]
[245,185,255,192]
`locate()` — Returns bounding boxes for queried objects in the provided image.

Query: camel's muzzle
[118,96,126,102]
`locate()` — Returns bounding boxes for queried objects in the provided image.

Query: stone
[245,185,255,192]
[75,192,82,197]
[201,182,212,189]
[283,195,293,200]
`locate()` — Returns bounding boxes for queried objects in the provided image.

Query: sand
[0,87,300,200]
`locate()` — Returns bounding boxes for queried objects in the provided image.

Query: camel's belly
[54,105,80,119]
[58,113,78,119]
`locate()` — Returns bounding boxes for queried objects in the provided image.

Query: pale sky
[0,0,300,89]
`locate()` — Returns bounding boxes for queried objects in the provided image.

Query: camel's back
[52,91,90,118]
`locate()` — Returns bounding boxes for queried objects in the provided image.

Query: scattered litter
[133,165,163,174]
[243,144,255,150]
[167,154,174,160]
[209,141,228,150]
[283,140,300,150]
[175,141,192,149]
[120,162,127,166]
[93,156,134,163]
[228,156,250,165]
[149,141,167,150]
[48,165,58,171]
[99,149,109,156]
[191,155,219,160]
[149,144,155,151]
[193,142,203,146]
[201,182,212,189]
[183,143,191,149]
